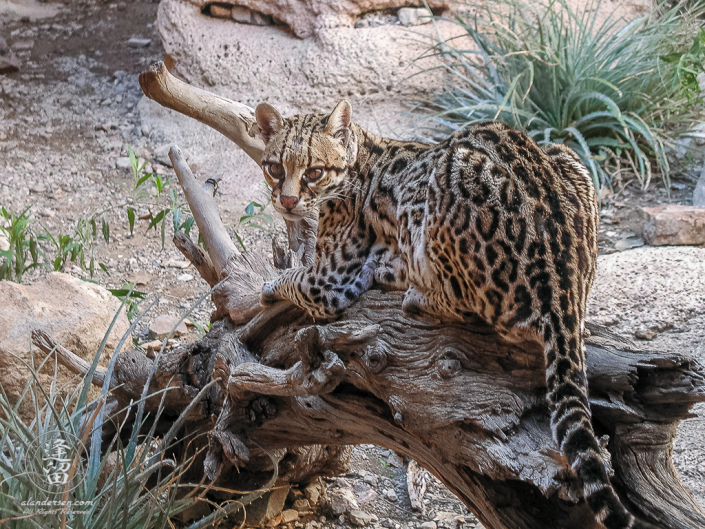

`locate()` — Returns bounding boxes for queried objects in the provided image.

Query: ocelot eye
[265,163,284,179]
[305,168,324,182]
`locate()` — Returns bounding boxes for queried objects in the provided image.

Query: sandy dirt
[1,0,703,527]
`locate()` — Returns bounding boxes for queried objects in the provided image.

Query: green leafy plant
[421,0,705,190]
[127,147,195,249]
[0,206,41,283]
[41,216,111,278]
[232,190,275,252]
[106,282,147,322]
[660,27,705,99]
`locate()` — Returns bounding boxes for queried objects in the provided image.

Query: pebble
[635,329,656,341]
[116,157,132,170]
[420,523,437,529]
[177,273,194,282]
[348,510,378,526]
[383,489,398,502]
[126,38,152,48]
[148,315,189,339]
[281,510,299,524]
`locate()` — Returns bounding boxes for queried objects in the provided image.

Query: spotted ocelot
[256,100,642,529]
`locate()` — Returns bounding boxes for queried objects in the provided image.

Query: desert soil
[1,0,704,527]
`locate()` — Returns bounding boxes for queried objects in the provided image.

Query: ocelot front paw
[261,280,283,306]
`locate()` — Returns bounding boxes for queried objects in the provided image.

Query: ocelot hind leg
[401,285,454,323]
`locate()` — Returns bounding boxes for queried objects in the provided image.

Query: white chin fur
[281,212,304,221]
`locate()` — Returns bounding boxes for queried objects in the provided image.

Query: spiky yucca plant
[422,0,705,190]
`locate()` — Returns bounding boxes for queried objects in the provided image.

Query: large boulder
[0,273,131,422]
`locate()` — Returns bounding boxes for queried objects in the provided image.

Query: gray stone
[614,236,644,252]
[383,488,398,502]
[386,452,403,468]
[362,473,377,486]
[327,487,359,515]
[635,329,656,341]
[153,143,189,167]
[304,482,321,505]
[397,7,432,26]
[0,36,21,73]
[127,38,152,48]
[349,510,378,526]
[420,523,437,529]
[148,315,189,339]
[694,167,705,208]
[353,482,377,503]
[116,156,132,170]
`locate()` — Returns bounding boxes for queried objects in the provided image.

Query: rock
[386,452,403,468]
[335,477,352,489]
[694,167,705,208]
[353,482,377,504]
[0,234,9,252]
[147,315,189,339]
[177,273,194,282]
[434,512,464,524]
[614,236,644,252]
[293,498,311,511]
[349,510,378,526]
[127,272,152,286]
[589,246,705,338]
[397,7,432,26]
[635,329,656,341]
[153,143,189,167]
[420,523,437,529]
[0,273,131,422]
[231,6,273,25]
[141,339,166,351]
[209,3,231,18]
[281,509,299,523]
[126,38,152,48]
[383,488,398,502]
[165,259,192,269]
[362,473,377,486]
[235,484,291,525]
[304,482,321,505]
[116,156,132,170]
[0,36,21,74]
[327,487,359,515]
[642,205,705,246]
[155,0,459,113]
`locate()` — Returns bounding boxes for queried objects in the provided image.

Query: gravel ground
[1,0,703,527]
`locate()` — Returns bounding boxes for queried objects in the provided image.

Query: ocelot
[255,100,642,529]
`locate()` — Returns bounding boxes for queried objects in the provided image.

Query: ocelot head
[254,100,358,221]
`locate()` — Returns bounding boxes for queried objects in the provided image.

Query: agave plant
[0,297,212,529]
[421,0,705,190]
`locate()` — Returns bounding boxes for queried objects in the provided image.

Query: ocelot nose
[280,195,299,210]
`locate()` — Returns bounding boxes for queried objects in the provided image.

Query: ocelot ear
[324,100,352,142]
[254,103,283,144]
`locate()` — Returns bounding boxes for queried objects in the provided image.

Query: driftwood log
[36,62,705,529]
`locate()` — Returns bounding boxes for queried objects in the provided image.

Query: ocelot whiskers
[255,100,644,529]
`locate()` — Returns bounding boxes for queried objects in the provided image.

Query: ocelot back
[255,100,641,529]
